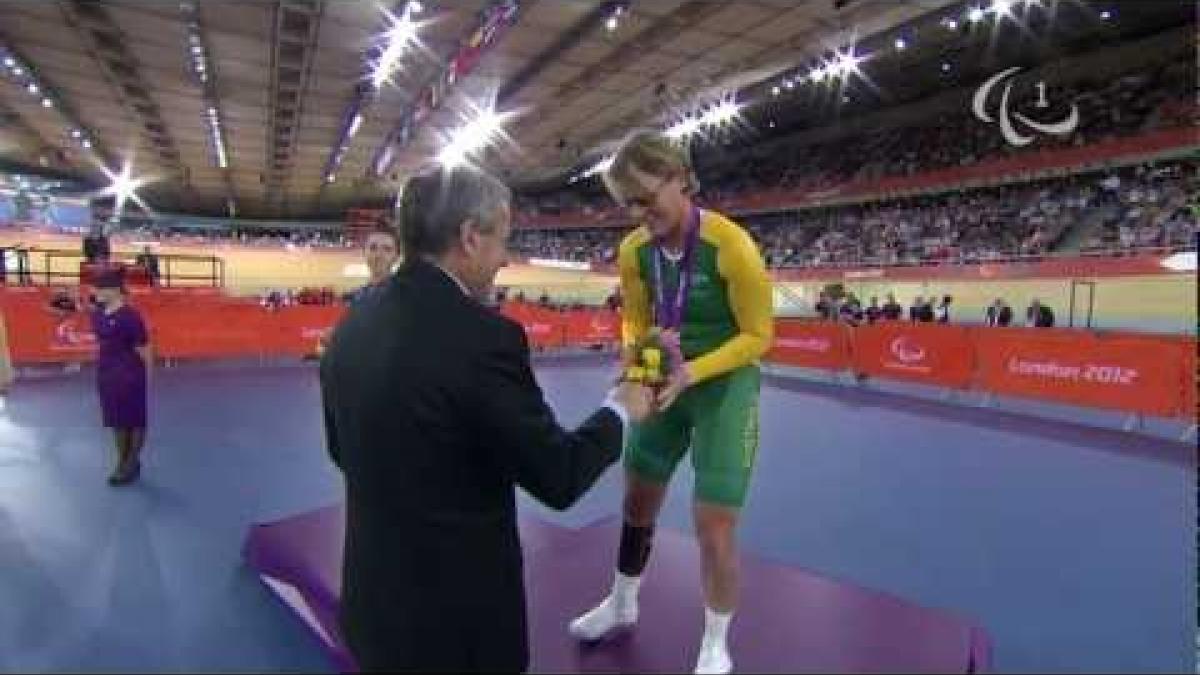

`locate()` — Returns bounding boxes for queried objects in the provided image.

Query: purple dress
[91,305,149,429]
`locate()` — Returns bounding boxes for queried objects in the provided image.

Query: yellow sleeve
[685,227,774,384]
[617,235,651,351]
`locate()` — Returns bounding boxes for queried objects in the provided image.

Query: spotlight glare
[437,107,511,166]
[968,7,985,22]
[991,0,1014,16]
[372,11,417,88]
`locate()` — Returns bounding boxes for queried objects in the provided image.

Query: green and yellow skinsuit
[618,208,774,507]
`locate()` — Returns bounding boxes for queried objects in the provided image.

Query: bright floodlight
[437,107,508,167]
[895,37,907,50]
[581,155,613,179]
[98,160,154,215]
[831,49,863,77]
[991,0,1014,16]
[665,114,702,139]
[702,99,739,126]
[372,10,417,88]
[968,6,985,22]
[810,65,827,83]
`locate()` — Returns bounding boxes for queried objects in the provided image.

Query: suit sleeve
[686,227,774,384]
[318,360,342,470]
[475,321,623,510]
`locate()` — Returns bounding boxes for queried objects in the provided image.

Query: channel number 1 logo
[972,66,1079,147]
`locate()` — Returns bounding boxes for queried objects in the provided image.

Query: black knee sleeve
[617,522,654,576]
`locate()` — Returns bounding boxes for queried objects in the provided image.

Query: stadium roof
[0,0,1189,219]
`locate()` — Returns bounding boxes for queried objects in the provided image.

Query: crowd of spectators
[513,55,1194,241]
[510,162,1197,269]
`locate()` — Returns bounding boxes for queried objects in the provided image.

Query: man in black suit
[319,165,654,673]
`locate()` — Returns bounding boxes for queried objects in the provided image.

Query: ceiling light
[26,82,38,94]
[968,7,985,22]
[1099,9,1112,19]
[408,0,423,12]
[771,85,780,96]
[894,37,907,50]
[606,15,619,31]
[11,66,23,76]
[2,57,13,68]
[372,10,417,89]
[437,107,510,166]
[990,0,1014,16]
[41,98,52,108]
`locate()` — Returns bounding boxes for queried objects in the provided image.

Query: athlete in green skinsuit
[568,130,774,675]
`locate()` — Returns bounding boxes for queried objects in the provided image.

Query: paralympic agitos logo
[972,67,1079,147]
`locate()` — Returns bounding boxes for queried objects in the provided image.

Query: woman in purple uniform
[91,269,152,486]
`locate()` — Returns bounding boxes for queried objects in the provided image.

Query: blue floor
[0,359,1192,673]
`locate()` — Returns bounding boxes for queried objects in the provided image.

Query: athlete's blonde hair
[601,129,698,206]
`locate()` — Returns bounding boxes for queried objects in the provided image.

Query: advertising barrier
[850,322,976,389]
[1,289,1192,420]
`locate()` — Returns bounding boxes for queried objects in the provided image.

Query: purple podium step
[243,505,990,673]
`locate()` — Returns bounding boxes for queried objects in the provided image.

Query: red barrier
[1183,340,1197,422]
[2,287,1191,421]
[972,329,1184,417]
[768,319,849,371]
[563,308,620,346]
[851,322,976,389]
[498,302,566,350]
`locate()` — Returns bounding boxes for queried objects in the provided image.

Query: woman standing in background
[91,268,152,485]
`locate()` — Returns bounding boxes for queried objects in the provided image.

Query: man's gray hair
[396,165,511,258]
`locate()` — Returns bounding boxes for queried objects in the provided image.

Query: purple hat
[93,266,125,289]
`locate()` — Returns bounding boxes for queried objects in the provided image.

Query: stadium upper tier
[513,51,1194,232]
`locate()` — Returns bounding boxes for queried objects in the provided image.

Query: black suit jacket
[319,259,624,673]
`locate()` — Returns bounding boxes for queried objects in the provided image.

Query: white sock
[694,607,734,674]
[702,606,732,648]
[612,571,641,610]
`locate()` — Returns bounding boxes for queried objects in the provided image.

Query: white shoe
[693,644,733,674]
[568,594,637,642]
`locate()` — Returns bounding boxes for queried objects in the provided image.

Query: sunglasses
[620,175,673,210]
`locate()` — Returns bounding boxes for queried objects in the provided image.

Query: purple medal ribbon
[652,207,701,331]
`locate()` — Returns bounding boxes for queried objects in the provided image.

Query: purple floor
[1,359,1190,673]
[244,504,990,673]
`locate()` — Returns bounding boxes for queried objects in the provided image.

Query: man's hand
[656,366,691,412]
[612,381,656,423]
